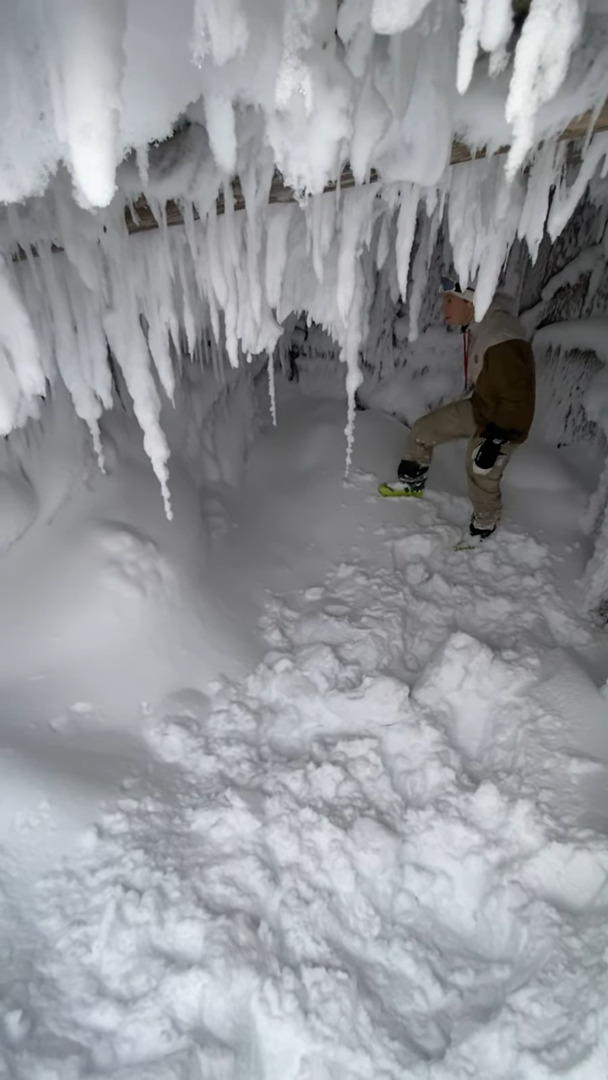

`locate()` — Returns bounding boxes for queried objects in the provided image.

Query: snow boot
[469,514,496,540]
[378,461,428,498]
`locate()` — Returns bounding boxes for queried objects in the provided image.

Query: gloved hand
[472,424,509,474]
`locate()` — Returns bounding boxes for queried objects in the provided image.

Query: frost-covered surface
[1,2,608,490]
[1,383,608,1079]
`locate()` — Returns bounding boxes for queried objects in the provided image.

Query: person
[379,279,535,540]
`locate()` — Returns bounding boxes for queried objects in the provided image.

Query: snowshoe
[378,461,428,498]
[469,515,496,540]
[454,516,497,551]
[378,480,424,498]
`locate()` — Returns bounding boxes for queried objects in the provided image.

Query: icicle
[136,145,150,188]
[36,245,107,440]
[337,185,377,325]
[265,204,295,310]
[395,183,420,300]
[408,206,433,341]
[457,0,512,94]
[309,193,337,285]
[505,0,585,179]
[215,186,241,368]
[105,305,173,519]
[343,309,364,476]
[239,148,275,342]
[480,0,512,76]
[457,0,486,95]
[46,0,125,208]
[204,95,237,175]
[89,419,106,474]
[274,0,319,116]
[0,256,46,434]
[268,353,277,427]
[448,156,525,319]
[517,141,563,264]
[547,133,608,241]
[375,212,390,270]
[350,73,391,185]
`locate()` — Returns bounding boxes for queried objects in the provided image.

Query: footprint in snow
[96,522,173,601]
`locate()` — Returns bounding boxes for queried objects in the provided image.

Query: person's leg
[465,436,517,529]
[406,399,476,465]
[379,399,476,498]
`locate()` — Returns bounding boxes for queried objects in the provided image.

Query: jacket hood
[474,291,517,324]
[468,291,529,379]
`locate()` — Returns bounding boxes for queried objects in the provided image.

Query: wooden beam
[123,101,608,236]
[11,100,608,257]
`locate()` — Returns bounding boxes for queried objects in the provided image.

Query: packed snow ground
[2,380,608,1079]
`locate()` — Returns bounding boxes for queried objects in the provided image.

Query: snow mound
[7,599,606,1079]
[1,395,608,1079]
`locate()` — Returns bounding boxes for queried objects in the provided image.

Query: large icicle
[45,0,125,208]
[395,183,420,301]
[0,257,46,434]
[267,352,277,427]
[505,0,585,178]
[547,133,608,241]
[448,156,525,319]
[517,140,565,264]
[457,0,512,94]
[336,186,377,473]
[265,204,295,311]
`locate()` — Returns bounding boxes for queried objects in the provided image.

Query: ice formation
[1,0,608,495]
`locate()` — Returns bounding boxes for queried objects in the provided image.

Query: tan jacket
[469,293,535,442]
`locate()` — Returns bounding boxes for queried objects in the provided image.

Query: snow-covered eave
[122,100,608,238]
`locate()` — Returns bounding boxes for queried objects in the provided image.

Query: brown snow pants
[406,399,516,525]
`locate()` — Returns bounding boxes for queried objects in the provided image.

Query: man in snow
[379,280,535,540]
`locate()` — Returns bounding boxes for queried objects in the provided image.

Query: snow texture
[1,385,608,1080]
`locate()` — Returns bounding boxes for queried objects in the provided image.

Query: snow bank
[4,468,607,1079]
[1,374,608,1080]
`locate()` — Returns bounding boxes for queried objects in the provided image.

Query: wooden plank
[123,101,608,236]
[12,101,608,253]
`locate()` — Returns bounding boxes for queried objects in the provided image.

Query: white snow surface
[1,377,608,1080]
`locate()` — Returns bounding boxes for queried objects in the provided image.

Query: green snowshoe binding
[378,460,428,498]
